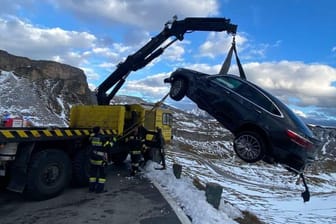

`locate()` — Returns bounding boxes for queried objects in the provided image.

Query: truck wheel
[72,149,90,186]
[111,152,128,165]
[25,149,71,200]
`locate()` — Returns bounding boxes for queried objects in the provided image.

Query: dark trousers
[130,150,142,175]
[89,162,106,193]
[160,148,166,168]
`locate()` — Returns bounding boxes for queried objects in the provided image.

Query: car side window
[238,84,281,116]
[212,76,281,116]
[212,76,242,90]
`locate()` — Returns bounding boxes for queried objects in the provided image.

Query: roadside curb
[151,180,192,224]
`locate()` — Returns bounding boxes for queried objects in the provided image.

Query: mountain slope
[0,50,95,126]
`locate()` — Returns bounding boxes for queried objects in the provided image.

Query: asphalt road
[0,163,186,224]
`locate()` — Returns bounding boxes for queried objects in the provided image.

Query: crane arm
[96,17,237,105]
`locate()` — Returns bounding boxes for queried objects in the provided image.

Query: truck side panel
[69,105,125,135]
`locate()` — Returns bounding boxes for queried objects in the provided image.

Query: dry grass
[234,210,265,224]
[308,159,336,175]
[192,177,206,191]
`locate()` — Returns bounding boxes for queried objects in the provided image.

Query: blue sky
[0,0,335,126]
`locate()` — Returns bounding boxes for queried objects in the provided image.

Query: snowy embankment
[145,140,336,224]
[144,161,242,224]
[0,71,68,126]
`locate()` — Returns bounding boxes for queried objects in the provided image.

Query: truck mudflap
[6,142,35,193]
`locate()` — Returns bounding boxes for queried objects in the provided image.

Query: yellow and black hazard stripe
[0,128,116,143]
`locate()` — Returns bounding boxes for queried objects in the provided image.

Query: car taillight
[286,129,313,149]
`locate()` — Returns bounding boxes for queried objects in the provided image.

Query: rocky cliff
[0,50,95,126]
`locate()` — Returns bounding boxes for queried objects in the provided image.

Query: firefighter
[153,127,166,170]
[88,126,112,193]
[128,126,146,176]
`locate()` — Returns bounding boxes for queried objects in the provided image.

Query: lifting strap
[119,92,170,140]
[219,36,246,80]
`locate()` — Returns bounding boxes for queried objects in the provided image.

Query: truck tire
[25,149,71,200]
[72,149,90,186]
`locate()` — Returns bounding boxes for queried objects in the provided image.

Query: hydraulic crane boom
[96,17,237,105]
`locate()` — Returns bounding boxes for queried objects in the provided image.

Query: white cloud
[162,41,186,62]
[186,63,221,74]
[199,32,240,58]
[122,73,171,100]
[81,67,100,81]
[0,17,96,66]
[240,61,336,108]
[49,0,219,29]
[292,109,307,118]
[199,32,281,60]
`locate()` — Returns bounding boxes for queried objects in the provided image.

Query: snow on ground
[144,161,242,224]
[0,71,67,126]
[144,144,336,224]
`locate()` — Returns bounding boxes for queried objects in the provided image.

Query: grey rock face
[0,50,95,126]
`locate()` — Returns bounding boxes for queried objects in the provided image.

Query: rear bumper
[273,145,314,173]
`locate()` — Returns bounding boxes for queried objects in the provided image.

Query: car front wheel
[169,77,187,101]
[233,131,265,163]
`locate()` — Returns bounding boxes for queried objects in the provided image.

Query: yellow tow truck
[0,16,237,200]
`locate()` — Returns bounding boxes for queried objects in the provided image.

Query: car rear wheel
[233,131,265,163]
[169,77,187,101]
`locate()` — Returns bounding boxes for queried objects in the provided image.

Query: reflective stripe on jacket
[90,159,104,166]
[91,136,103,147]
[130,150,142,155]
[93,150,105,157]
[89,133,108,161]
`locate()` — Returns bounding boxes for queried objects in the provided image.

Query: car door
[205,76,251,131]
[232,81,264,121]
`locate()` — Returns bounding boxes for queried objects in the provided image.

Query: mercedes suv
[164,68,319,173]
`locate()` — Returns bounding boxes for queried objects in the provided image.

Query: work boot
[95,183,106,193]
[89,183,96,193]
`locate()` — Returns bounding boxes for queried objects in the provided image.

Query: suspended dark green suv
[164,68,320,173]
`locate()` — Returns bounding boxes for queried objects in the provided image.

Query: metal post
[173,163,182,179]
[205,182,223,209]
